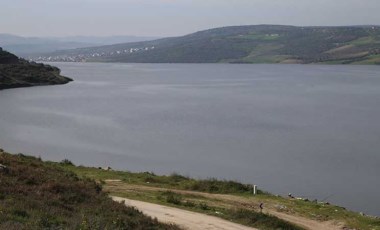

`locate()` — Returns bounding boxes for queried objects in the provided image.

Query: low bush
[161,191,183,205]
[230,209,304,230]
[60,159,74,166]
[199,202,211,211]
[187,178,256,194]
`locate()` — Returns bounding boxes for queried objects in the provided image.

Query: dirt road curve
[112,196,258,230]
[267,210,342,230]
[107,182,343,230]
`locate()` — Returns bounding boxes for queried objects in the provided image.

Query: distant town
[31,46,155,62]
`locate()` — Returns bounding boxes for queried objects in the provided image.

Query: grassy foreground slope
[0,48,72,90]
[0,149,178,229]
[58,163,380,230]
[39,25,380,64]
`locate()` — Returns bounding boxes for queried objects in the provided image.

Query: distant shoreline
[29,25,380,65]
[36,60,380,66]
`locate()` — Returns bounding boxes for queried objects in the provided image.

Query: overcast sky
[1,0,380,37]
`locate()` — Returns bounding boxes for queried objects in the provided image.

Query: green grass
[0,150,178,229]
[242,55,291,63]
[57,162,380,230]
[230,209,303,230]
[55,164,262,195]
[351,54,380,64]
[257,194,380,230]
[350,36,380,46]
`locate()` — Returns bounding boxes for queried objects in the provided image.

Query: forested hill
[34,25,380,64]
[0,48,72,90]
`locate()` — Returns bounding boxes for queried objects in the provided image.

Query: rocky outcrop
[0,48,19,64]
[0,48,72,90]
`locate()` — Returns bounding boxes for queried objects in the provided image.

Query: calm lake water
[0,63,379,215]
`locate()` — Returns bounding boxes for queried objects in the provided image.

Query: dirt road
[112,196,257,230]
[106,181,343,230]
[267,210,343,230]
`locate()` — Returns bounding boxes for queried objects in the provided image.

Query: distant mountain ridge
[33,25,380,65]
[0,34,159,57]
[0,48,72,90]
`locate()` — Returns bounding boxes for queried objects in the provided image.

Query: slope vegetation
[60,164,380,230]
[0,149,178,229]
[36,25,380,64]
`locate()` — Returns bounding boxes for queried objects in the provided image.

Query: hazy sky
[1,0,380,37]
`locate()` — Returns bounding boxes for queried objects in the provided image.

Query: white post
[253,185,257,195]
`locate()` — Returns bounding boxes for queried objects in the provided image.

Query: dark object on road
[259,203,264,212]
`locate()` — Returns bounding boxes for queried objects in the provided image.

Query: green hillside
[36,25,380,64]
[0,48,72,90]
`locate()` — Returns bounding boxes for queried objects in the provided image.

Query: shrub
[189,178,254,194]
[145,176,159,183]
[169,173,189,182]
[12,209,29,219]
[183,201,196,208]
[199,202,210,210]
[60,159,74,166]
[162,191,183,205]
[230,209,304,230]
